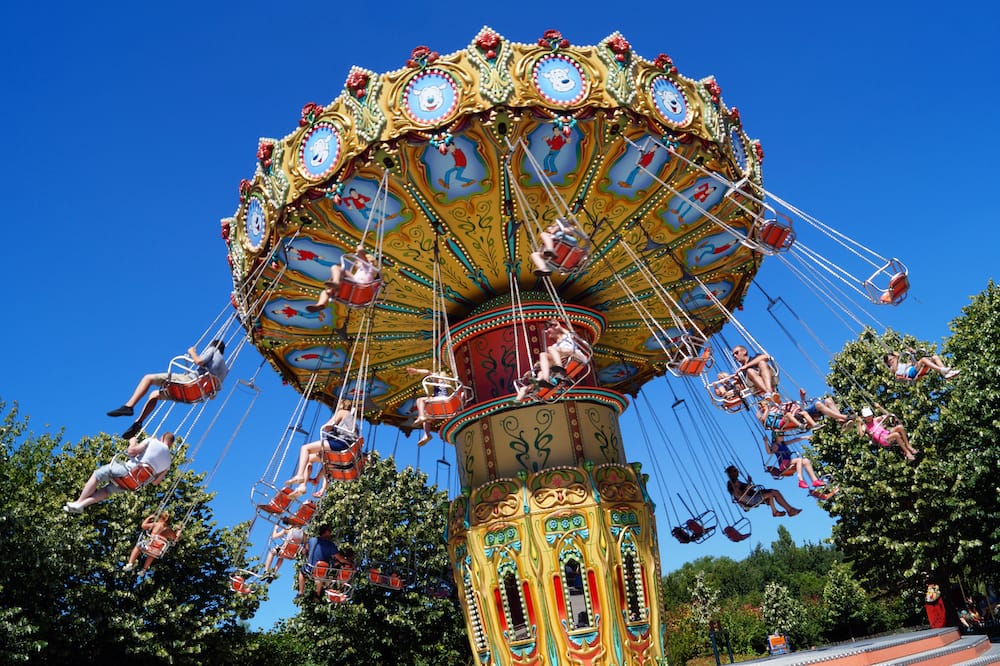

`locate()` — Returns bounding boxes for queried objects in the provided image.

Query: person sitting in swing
[306,244,379,312]
[285,401,359,496]
[108,340,227,440]
[732,345,778,400]
[857,405,918,461]
[756,399,808,432]
[529,218,580,276]
[261,517,306,581]
[712,371,746,407]
[407,366,457,446]
[540,320,587,382]
[798,388,852,426]
[725,465,801,517]
[765,432,825,489]
[883,349,959,381]
[123,511,182,573]
[64,432,175,513]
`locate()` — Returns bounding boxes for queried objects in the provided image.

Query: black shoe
[107,405,134,417]
[122,422,142,439]
[533,269,552,277]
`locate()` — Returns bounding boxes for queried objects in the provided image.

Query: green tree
[814,284,1000,597]
[822,562,867,641]
[285,452,470,666]
[761,582,801,638]
[0,401,256,664]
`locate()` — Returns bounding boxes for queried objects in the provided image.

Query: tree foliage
[0,401,255,664]
[281,452,470,666]
[813,282,1000,596]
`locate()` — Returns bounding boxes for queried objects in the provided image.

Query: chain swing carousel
[225,28,772,666]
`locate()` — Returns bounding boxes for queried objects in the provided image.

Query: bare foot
[312,490,325,499]
[289,484,308,497]
[285,476,305,486]
[787,508,802,516]
[772,510,786,517]
[417,434,432,446]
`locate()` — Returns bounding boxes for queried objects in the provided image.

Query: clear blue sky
[2,1,996,630]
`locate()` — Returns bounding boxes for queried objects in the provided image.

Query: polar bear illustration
[541,67,575,93]
[412,83,448,112]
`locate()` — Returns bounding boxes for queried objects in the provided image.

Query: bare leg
[134,391,160,428]
[142,555,155,572]
[127,546,142,566]
[417,421,432,447]
[765,495,786,517]
[530,251,551,275]
[815,398,849,423]
[769,490,801,515]
[918,355,949,376]
[124,374,160,408]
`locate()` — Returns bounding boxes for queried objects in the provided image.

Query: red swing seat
[111,462,157,492]
[723,519,752,542]
[258,486,295,515]
[285,500,317,527]
[140,533,172,559]
[331,254,383,308]
[162,355,222,404]
[543,218,590,274]
[753,214,795,253]
[325,584,353,604]
[420,374,470,420]
[322,438,366,481]
[277,540,303,560]
[863,258,909,306]
[230,571,258,595]
[671,526,693,544]
[669,335,711,377]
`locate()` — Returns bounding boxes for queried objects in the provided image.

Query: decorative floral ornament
[730,107,742,127]
[653,53,678,74]
[299,102,325,127]
[661,134,680,151]
[475,30,501,61]
[538,29,570,51]
[705,80,722,106]
[554,114,577,136]
[238,179,251,201]
[406,45,440,69]
[753,140,765,163]
[221,220,231,242]
[429,131,454,154]
[257,141,274,171]
[607,35,631,64]
[345,70,370,100]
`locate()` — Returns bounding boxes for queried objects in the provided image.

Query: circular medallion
[298,122,341,180]
[532,54,588,106]
[403,69,460,126]
[650,76,690,127]
[245,196,266,251]
[730,126,748,173]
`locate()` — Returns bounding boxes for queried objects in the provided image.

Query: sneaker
[798,480,808,489]
[122,421,142,440]
[945,369,960,379]
[107,405,134,418]
[63,502,83,514]
[122,562,136,572]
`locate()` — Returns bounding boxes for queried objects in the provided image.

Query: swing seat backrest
[311,561,330,581]
[547,218,590,273]
[286,500,316,527]
[736,484,765,511]
[258,487,294,514]
[677,352,712,377]
[335,566,356,582]
[756,217,795,253]
[278,540,302,560]
[685,519,706,538]
[863,258,908,305]
[883,272,910,305]
[322,438,365,480]
[140,534,172,559]
[112,462,156,492]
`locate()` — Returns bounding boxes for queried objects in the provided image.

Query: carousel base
[738,627,998,666]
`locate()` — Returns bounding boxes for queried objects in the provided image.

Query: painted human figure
[438,143,474,189]
[542,128,569,175]
[671,181,718,224]
[618,146,658,188]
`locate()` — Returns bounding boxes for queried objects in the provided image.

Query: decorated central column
[442,297,664,665]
